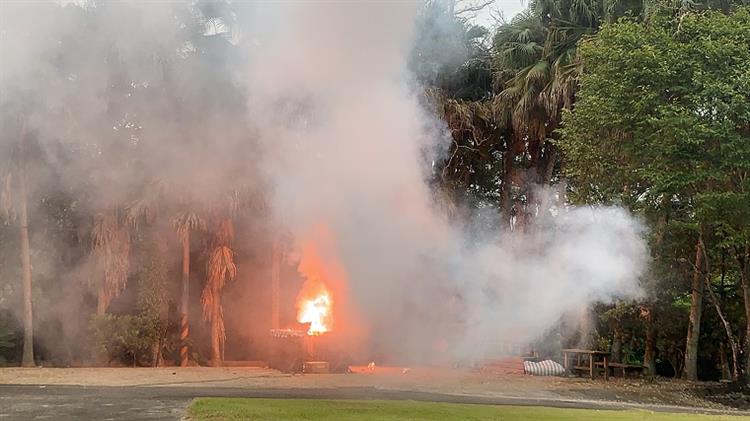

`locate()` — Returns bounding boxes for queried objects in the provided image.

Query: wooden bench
[595,361,645,378]
[562,349,610,380]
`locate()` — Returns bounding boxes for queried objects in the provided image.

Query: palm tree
[489,0,640,226]
[271,236,281,330]
[172,209,204,367]
[89,209,131,315]
[201,217,236,367]
[14,120,34,367]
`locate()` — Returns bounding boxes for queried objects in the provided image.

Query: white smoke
[0,1,648,364]
[242,3,648,362]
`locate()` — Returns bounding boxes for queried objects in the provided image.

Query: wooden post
[604,355,609,381]
[563,352,569,371]
[589,354,594,379]
[271,237,281,330]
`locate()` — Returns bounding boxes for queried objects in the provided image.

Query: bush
[90,313,159,366]
[0,317,15,365]
[89,244,171,367]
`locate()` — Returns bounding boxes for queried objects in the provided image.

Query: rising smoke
[0,1,648,364]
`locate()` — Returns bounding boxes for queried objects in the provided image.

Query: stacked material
[523,359,566,376]
[303,361,330,374]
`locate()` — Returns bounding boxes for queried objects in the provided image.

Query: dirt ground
[1,365,748,414]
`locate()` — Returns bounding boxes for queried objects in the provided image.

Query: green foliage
[90,245,170,366]
[0,317,15,365]
[90,314,148,366]
[559,7,750,378]
[560,8,750,212]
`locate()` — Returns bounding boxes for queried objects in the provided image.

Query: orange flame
[294,228,344,336]
[296,282,333,335]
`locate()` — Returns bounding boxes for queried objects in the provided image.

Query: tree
[560,8,750,380]
[201,217,237,366]
[89,210,131,315]
[0,116,36,368]
[172,209,204,366]
[16,121,34,367]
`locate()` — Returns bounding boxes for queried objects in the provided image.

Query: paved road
[0,384,746,420]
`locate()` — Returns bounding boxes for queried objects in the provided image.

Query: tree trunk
[96,285,107,315]
[643,306,657,376]
[683,238,704,381]
[705,277,740,382]
[720,342,731,381]
[501,137,515,229]
[179,230,190,367]
[701,236,740,382]
[210,300,222,367]
[612,326,623,363]
[17,132,34,368]
[271,236,281,330]
[736,247,750,384]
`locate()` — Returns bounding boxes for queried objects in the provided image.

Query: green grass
[188,398,749,420]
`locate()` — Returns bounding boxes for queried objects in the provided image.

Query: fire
[296,282,333,335]
[294,227,343,336]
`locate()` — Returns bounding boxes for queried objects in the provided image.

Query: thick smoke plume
[0,1,648,364]
[243,2,648,362]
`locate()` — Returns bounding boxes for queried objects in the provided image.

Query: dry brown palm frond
[172,210,205,241]
[124,179,164,228]
[201,244,237,358]
[90,210,131,312]
[203,245,237,299]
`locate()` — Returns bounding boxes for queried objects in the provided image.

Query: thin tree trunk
[96,285,107,315]
[683,237,704,381]
[705,279,740,381]
[501,137,515,229]
[612,325,623,363]
[736,246,750,384]
[720,342,731,381]
[700,235,740,382]
[211,300,222,367]
[643,306,657,376]
[643,206,668,377]
[180,230,190,367]
[17,127,34,367]
[271,237,281,330]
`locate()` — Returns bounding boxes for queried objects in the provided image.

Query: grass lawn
[187,398,749,420]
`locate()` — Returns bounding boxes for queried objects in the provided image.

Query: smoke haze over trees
[0,0,747,382]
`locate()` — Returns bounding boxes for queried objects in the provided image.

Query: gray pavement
[0,384,747,420]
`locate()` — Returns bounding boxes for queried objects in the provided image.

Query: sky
[468,0,527,27]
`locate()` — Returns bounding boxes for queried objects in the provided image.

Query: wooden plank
[561,348,611,355]
[604,355,609,381]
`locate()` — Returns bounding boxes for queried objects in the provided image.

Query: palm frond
[201,244,237,360]
[172,210,206,241]
[90,210,131,312]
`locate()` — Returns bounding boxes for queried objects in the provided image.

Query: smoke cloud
[242,3,648,362]
[0,1,648,364]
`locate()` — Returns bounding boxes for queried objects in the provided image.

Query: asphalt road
[0,384,746,420]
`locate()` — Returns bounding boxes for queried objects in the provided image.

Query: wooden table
[561,349,610,380]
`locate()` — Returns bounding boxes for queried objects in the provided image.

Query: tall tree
[201,217,236,367]
[172,209,204,367]
[89,209,131,315]
[559,8,750,380]
[17,121,34,367]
